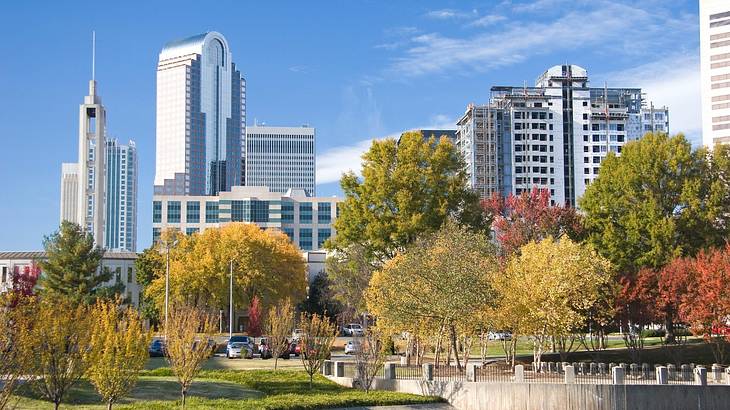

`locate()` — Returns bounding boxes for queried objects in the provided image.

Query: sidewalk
[331,404,455,410]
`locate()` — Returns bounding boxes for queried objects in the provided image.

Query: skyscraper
[244,125,315,196]
[77,79,106,245]
[700,0,730,147]
[154,32,246,196]
[456,64,668,206]
[104,139,137,251]
[59,163,79,223]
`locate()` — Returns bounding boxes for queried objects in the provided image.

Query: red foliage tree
[678,245,730,364]
[12,263,40,297]
[247,295,263,337]
[482,187,584,255]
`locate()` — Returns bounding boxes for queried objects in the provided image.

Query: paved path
[331,404,455,410]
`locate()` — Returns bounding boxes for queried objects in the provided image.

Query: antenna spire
[92,31,96,81]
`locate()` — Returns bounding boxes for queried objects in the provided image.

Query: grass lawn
[11,369,443,409]
[145,356,306,371]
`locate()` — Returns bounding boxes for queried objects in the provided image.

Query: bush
[641,329,665,338]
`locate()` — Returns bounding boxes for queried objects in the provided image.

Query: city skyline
[0,0,702,250]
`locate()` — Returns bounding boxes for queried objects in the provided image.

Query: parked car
[342,323,364,337]
[149,339,166,357]
[488,331,512,341]
[258,338,273,359]
[291,329,305,341]
[344,340,361,355]
[226,336,254,359]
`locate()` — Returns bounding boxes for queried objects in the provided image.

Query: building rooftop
[0,251,138,260]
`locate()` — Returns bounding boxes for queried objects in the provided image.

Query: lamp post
[163,238,178,339]
[229,259,234,340]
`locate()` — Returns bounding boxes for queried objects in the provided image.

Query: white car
[342,323,364,337]
[291,328,305,341]
[488,331,512,341]
[226,336,254,359]
[344,340,361,355]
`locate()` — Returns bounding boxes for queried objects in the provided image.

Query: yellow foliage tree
[146,223,307,314]
[495,236,613,367]
[266,297,295,370]
[298,312,337,389]
[0,296,34,410]
[85,299,150,410]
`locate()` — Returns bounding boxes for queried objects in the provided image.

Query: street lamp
[163,237,178,339]
[229,259,234,340]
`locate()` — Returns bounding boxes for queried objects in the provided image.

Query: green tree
[134,246,165,326]
[325,244,376,318]
[38,221,110,305]
[331,131,488,262]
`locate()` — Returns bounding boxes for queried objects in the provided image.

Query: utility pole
[229,259,234,339]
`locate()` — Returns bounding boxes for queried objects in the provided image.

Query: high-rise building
[154,32,246,196]
[59,163,79,223]
[152,186,340,251]
[244,125,315,196]
[701,0,730,147]
[456,65,668,206]
[76,80,106,245]
[104,139,137,251]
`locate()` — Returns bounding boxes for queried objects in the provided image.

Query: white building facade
[244,126,316,196]
[104,139,138,251]
[701,0,730,147]
[0,251,140,307]
[152,186,340,251]
[60,163,79,223]
[457,65,668,206]
[154,32,246,196]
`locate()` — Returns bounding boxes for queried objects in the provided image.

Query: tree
[331,131,489,262]
[366,220,499,371]
[354,329,386,393]
[678,245,730,364]
[297,274,342,318]
[580,133,722,275]
[11,263,40,298]
[483,187,584,256]
[0,295,33,410]
[85,299,150,410]
[247,295,262,338]
[145,224,307,317]
[28,297,92,410]
[325,244,376,318]
[494,237,613,367]
[299,312,337,389]
[266,298,295,370]
[38,221,110,305]
[164,304,216,408]
[135,246,165,326]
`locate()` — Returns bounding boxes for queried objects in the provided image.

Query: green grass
[12,369,443,409]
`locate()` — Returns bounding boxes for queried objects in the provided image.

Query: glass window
[317,228,331,248]
[167,201,181,223]
[299,228,312,250]
[205,202,219,223]
[152,228,161,243]
[231,200,269,223]
[300,202,312,223]
[186,227,199,235]
[153,201,162,223]
[127,267,133,284]
[282,202,294,223]
[283,228,294,242]
[318,203,331,224]
[186,201,200,223]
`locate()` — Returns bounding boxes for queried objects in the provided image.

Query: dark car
[149,339,166,357]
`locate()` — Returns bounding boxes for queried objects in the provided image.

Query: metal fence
[393,364,422,380]
[523,363,567,384]
[474,363,513,382]
[434,365,467,381]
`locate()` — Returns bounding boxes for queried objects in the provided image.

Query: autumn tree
[299,312,337,389]
[678,245,730,364]
[0,295,33,410]
[28,298,92,410]
[366,220,499,371]
[38,221,110,305]
[85,299,150,410]
[331,131,489,263]
[10,263,40,298]
[145,224,307,317]
[267,298,295,370]
[247,295,262,338]
[354,328,387,393]
[483,187,584,256]
[495,237,613,367]
[164,304,216,408]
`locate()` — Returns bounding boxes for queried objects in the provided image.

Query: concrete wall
[328,376,730,410]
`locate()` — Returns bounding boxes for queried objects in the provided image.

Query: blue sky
[0,0,700,251]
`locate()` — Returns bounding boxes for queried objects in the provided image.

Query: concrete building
[154,32,246,196]
[60,163,79,223]
[0,251,140,306]
[457,64,668,206]
[701,0,730,147]
[152,186,341,251]
[105,139,137,251]
[244,125,315,196]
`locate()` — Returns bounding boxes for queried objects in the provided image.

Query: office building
[152,186,340,251]
[244,125,315,196]
[0,251,140,306]
[104,139,138,251]
[60,163,79,223]
[154,32,246,196]
[456,64,668,206]
[701,0,730,147]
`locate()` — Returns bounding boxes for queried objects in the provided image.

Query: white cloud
[468,14,507,27]
[385,2,696,78]
[425,9,474,20]
[595,52,702,144]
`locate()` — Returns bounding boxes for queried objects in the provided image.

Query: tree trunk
[274,356,279,370]
[450,325,462,371]
[182,388,187,408]
[664,314,676,344]
[108,399,114,410]
[55,401,60,410]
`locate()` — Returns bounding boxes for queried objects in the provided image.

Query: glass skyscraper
[105,139,137,251]
[154,32,246,196]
